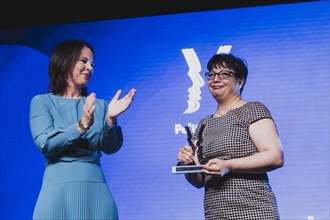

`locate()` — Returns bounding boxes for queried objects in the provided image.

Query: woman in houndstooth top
[177,53,284,220]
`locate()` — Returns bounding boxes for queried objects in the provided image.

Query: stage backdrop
[0,1,329,219]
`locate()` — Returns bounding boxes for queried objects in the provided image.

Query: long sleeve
[100,124,123,154]
[30,93,126,162]
[99,100,123,154]
[29,95,82,157]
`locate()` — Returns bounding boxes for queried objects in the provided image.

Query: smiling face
[205,54,248,102]
[207,65,243,101]
[66,47,94,90]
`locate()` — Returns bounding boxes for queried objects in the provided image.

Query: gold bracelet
[78,119,89,133]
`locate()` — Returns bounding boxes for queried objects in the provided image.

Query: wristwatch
[78,119,89,133]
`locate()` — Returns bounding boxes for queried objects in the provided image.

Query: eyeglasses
[204,71,235,80]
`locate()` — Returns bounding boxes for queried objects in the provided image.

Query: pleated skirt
[33,161,118,220]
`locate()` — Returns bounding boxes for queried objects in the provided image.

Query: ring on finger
[180,148,185,154]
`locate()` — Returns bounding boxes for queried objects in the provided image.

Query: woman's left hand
[107,89,136,119]
[203,158,230,176]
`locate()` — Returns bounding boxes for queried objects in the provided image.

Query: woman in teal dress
[29,39,136,219]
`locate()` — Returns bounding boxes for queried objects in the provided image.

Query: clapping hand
[81,93,97,129]
[107,89,136,120]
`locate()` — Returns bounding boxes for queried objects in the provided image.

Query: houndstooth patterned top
[193,101,280,220]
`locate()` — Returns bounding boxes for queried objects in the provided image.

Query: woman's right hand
[81,93,96,129]
[177,145,198,165]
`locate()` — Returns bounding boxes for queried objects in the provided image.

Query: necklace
[216,98,241,117]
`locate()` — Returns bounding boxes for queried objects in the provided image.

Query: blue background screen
[0,1,329,219]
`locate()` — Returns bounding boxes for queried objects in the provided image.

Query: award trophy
[172,124,206,174]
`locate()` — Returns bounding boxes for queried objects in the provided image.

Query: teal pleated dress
[30,93,123,220]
